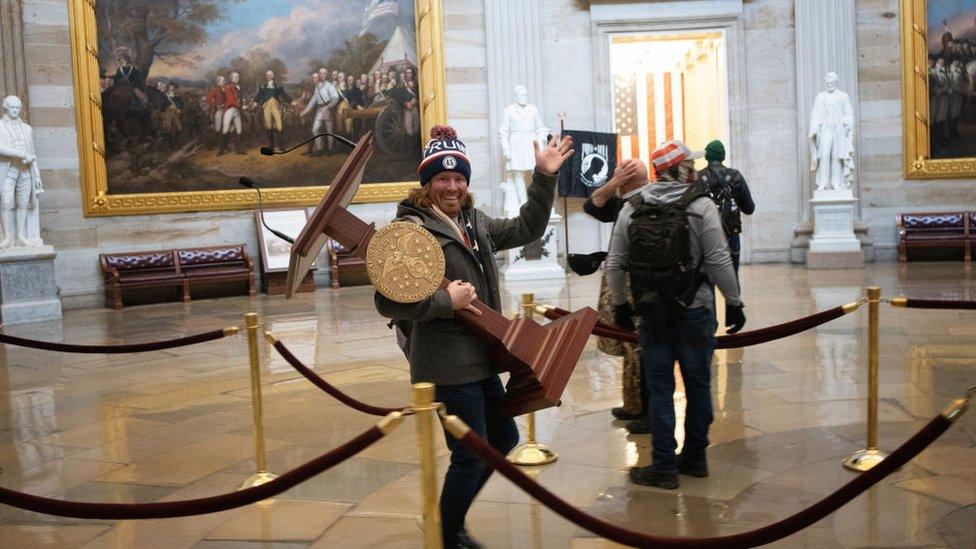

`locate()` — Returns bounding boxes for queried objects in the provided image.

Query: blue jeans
[638,307,717,473]
[436,376,519,543]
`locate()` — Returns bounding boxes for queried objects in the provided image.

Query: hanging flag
[557,130,617,198]
[360,0,399,36]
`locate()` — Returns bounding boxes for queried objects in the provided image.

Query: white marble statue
[0,96,44,248]
[499,85,549,217]
[808,72,855,193]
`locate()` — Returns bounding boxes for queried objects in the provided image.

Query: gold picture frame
[68,0,446,217]
[900,0,976,179]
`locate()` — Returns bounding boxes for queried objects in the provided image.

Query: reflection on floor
[0,263,973,548]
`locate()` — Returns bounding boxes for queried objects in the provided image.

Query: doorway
[609,31,729,173]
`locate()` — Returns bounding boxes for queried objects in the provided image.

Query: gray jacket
[375,169,558,385]
[606,180,741,313]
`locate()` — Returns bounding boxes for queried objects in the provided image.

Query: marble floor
[0,263,973,548]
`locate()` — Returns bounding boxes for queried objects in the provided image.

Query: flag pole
[558,113,570,272]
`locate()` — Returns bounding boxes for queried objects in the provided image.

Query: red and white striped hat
[650,140,704,173]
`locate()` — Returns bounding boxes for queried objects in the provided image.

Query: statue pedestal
[503,212,566,282]
[0,246,62,325]
[807,191,863,269]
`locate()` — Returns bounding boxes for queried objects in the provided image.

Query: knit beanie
[418,125,471,185]
[704,139,725,162]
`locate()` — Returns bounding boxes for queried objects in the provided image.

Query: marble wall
[14,0,976,308]
[855,0,976,260]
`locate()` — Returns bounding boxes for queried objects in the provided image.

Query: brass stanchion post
[507,293,558,466]
[843,287,889,471]
[412,382,443,549]
[240,312,279,489]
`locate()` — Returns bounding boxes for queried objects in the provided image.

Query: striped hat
[650,140,704,173]
[418,125,471,185]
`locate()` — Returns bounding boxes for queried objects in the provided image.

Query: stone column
[0,0,29,120]
[486,0,566,291]
[485,0,546,211]
[792,0,867,261]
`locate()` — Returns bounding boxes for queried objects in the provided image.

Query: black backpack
[625,185,709,327]
[700,166,742,238]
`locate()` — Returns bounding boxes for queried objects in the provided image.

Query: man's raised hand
[533,134,574,175]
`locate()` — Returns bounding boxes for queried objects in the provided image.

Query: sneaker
[611,407,642,420]
[629,466,679,489]
[454,528,484,549]
[676,455,709,478]
[625,419,651,434]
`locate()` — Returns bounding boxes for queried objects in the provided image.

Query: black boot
[267,130,275,151]
[217,134,228,156]
[235,133,246,155]
[276,130,284,152]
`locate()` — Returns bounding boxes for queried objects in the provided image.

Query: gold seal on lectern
[366,222,445,303]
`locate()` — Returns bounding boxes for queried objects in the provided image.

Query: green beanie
[705,140,725,162]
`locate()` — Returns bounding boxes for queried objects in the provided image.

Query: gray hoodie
[605,179,742,313]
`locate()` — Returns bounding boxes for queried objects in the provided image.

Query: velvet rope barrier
[0,413,402,520]
[266,333,411,416]
[440,395,969,549]
[890,297,976,310]
[538,303,857,349]
[0,327,238,354]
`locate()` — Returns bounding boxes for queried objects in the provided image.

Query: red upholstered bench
[898,212,971,262]
[100,245,255,309]
[100,250,185,310]
[177,244,256,299]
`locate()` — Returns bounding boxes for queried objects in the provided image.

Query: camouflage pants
[596,270,643,415]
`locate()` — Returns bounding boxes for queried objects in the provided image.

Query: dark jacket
[697,162,755,236]
[374,169,558,385]
[583,195,624,223]
[255,84,292,105]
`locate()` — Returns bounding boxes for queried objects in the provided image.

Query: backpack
[625,185,709,327]
[700,166,742,238]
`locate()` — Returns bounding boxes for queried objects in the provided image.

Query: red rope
[456,414,952,548]
[0,329,230,354]
[541,305,848,349]
[271,339,410,416]
[902,298,976,310]
[0,426,384,519]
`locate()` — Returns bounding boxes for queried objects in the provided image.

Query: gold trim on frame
[900,0,976,179]
[68,0,446,217]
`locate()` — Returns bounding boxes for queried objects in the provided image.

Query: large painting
[69,0,447,216]
[901,0,976,178]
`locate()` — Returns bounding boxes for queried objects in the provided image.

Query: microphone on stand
[239,177,295,244]
[260,133,357,156]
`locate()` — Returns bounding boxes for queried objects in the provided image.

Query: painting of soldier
[926,1,976,159]
[95,0,422,195]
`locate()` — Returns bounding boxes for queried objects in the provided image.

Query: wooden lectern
[286,132,598,416]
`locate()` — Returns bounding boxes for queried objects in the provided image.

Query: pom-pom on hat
[418,124,471,186]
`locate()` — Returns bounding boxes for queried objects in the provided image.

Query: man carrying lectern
[374,124,573,548]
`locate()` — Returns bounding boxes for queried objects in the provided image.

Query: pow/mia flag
[557,130,617,198]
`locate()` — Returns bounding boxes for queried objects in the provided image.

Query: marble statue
[0,95,43,248]
[499,85,549,217]
[808,72,855,193]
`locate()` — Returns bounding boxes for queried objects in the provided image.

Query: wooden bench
[177,244,256,298]
[898,211,972,262]
[327,238,369,288]
[100,250,185,310]
[100,244,254,309]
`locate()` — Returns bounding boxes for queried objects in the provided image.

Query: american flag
[360,0,399,36]
[612,70,685,175]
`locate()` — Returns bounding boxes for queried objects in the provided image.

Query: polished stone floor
[0,263,973,548]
